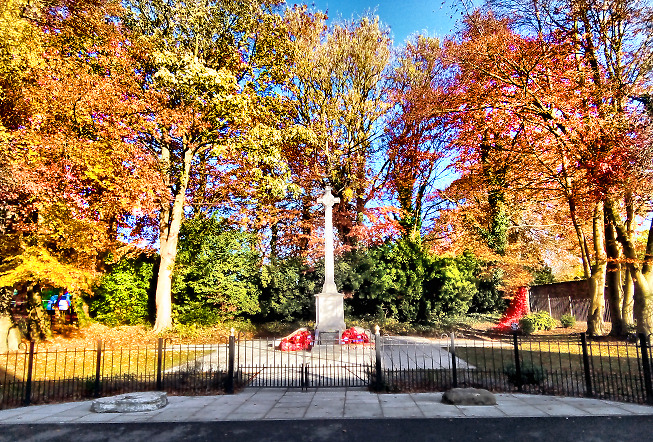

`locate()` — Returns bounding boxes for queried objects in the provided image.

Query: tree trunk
[25,282,51,342]
[605,199,653,334]
[153,147,193,332]
[622,192,635,328]
[587,202,606,336]
[604,214,625,336]
[567,195,591,278]
[623,267,635,328]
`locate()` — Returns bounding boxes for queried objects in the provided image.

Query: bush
[89,255,155,325]
[504,361,548,385]
[469,266,506,314]
[560,314,576,328]
[519,311,556,334]
[173,217,261,324]
[258,258,319,323]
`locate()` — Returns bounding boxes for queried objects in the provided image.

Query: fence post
[547,295,552,316]
[156,337,163,391]
[23,341,35,406]
[450,332,457,388]
[374,325,384,391]
[94,340,102,398]
[302,363,309,391]
[512,333,522,392]
[227,328,235,394]
[639,334,653,404]
[580,333,593,397]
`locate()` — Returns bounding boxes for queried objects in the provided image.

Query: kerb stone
[91,391,168,413]
[442,388,496,406]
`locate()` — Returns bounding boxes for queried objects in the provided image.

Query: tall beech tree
[482,0,653,333]
[280,8,393,251]
[1,0,160,288]
[385,36,453,240]
[1,0,162,339]
[123,0,295,330]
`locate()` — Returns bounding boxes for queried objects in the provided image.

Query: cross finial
[319,186,340,208]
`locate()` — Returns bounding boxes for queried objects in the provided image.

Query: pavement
[1,387,652,424]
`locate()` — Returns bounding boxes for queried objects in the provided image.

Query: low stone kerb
[442,388,496,406]
[91,391,168,413]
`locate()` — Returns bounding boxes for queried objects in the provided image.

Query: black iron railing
[2,332,653,410]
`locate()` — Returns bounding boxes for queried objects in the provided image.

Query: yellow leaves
[0,246,94,292]
[342,187,354,202]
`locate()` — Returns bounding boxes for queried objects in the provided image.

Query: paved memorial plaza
[166,335,476,387]
[0,388,652,424]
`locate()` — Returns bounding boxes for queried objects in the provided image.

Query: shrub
[258,258,319,322]
[504,361,548,385]
[173,217,261,324]
[519,311,556,334]
[560,314,576,328]
[469,266,507,314]
[89,255,155,325]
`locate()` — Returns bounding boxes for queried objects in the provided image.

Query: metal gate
[236,337,376,388]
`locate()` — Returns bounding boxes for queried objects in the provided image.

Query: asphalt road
[2,416,653,442]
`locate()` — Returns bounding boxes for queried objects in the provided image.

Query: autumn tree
[385,36,453,241]
[122,0,297,330]
[0,0,162,339]
[481,0,653,334]
[277,8,393,252]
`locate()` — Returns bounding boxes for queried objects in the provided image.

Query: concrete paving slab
[496,404,550,417]
[611,402,653,414]
[303,407,344,418]
[309,398,345,405]
[264,406,308,420]
[278,394,315,402]
[458,406,508,417]
[0,408,30,421]
[36,414,86,423]
[344,397,381,405]
[514,395,565,404]
[224,411,269,420]
[494,394,528,403]
[343,405,383,418]
[380,405,425,418]
[232,402,277,414]
[72,412,122,423]
[534,403,591,416]
[417,404,466,418]
[276,396,314,404]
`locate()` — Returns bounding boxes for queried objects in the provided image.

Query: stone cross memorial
[315,186,346,343]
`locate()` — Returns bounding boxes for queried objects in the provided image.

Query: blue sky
[291,0,469,46]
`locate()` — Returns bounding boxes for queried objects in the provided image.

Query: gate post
[94,340,102,398]
[156,338,163,390]
[639,334,653,404]
[513,333,522,392]
[580,333,593,397]
[24,341,35,406]
[450,333,457,388]
[227,328,235,394]
[373,325,384,391]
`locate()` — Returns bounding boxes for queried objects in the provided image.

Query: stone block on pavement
[442,388,496,406]
[91,391,168,413]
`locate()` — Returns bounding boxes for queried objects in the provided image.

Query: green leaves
[90,255,154,326]
[172,217,261,323]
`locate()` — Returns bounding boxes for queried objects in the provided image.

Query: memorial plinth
[315,186,346,343]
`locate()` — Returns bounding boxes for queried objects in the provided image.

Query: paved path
[0,388,651,424]
[171,338,470,387]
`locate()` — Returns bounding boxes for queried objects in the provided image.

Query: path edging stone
[442,388,496,406]
[91,391,168,413]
